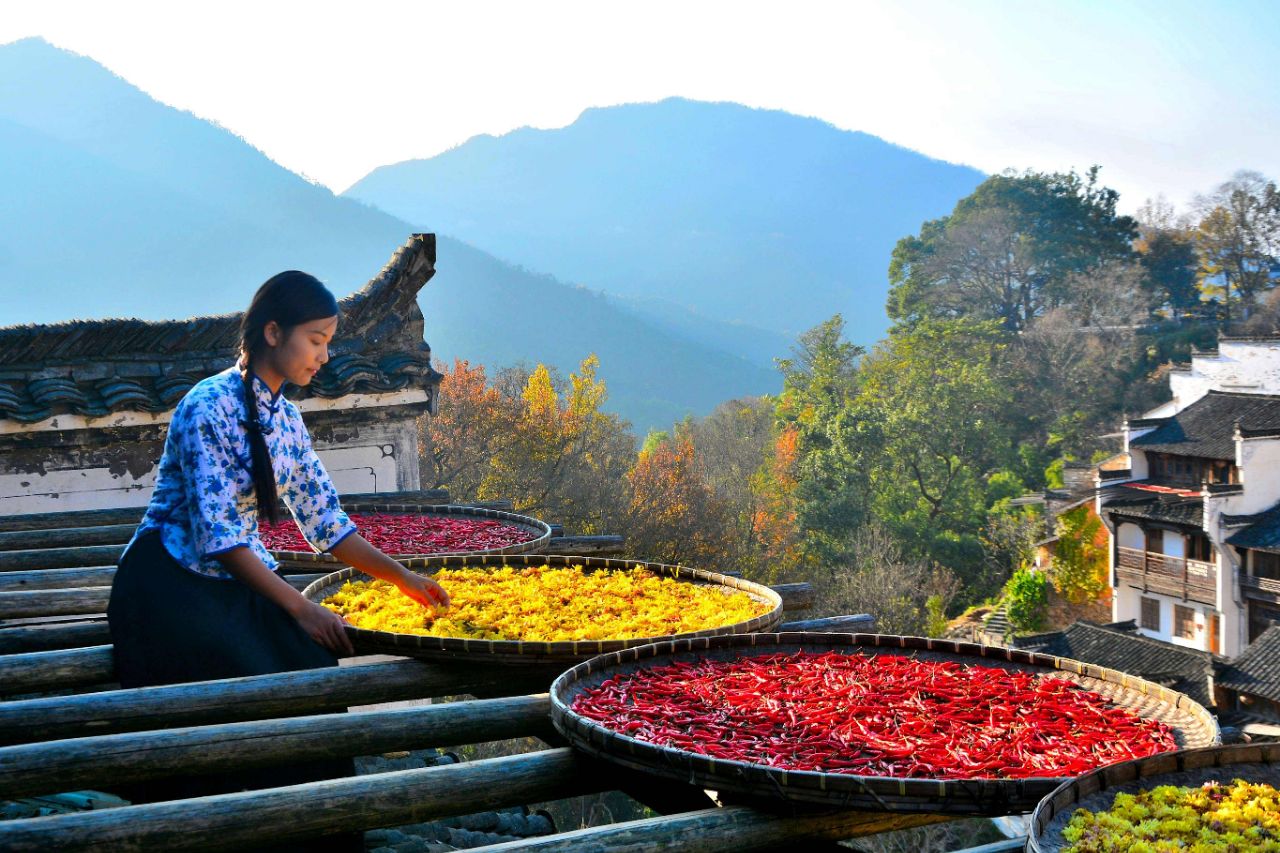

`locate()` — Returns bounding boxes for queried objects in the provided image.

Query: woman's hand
[328,532,450,612]
[396,572,451,612]
[292,601,355,656]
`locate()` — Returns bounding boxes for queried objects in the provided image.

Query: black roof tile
[1013,620,1217,707]
[1226,502,1280,554]
[1102,484,1204,528]
[1131,390,1280,460]
[0,235,443,424]
[1218,626,1280,703]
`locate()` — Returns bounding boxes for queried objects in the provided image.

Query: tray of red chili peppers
[260,502,552,563]
[550,633,1220,815]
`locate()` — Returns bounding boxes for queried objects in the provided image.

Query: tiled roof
[1218,626,1280,703]
[0,234,442,423]
[1226,502,1280,554]
[1013,620,1217,708]
[1130,390,1280,460]
[1102,484,1204,528]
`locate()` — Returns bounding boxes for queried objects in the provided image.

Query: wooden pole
[544,536,625,556]
[0,620,110,654]
[0,694,555,800]
[772,583,813,612]
[0,658,560,745]
[775,615,875,633]
[0,567,117,592]
[0,645,116,697]
[0,587,111,619]
[0,507,145,534]
[0,748,600,852]
[468,804,952,852]
[0,524,138,553]
[0,546,126,573]
[0,594,838,695]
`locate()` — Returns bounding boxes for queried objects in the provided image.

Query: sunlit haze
[2,0,1278,211]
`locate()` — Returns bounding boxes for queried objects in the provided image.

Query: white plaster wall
[1117,586,1211,651]
[1239,438,1280,512]
[1117,522,1145,550]
[0,465,156,515]
[1162,533,1186,559]
[1,415,424,516]
[1165,340,1280,414]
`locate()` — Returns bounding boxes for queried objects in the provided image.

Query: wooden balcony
[1242,574,1280,605]
[1116,546,1217,606]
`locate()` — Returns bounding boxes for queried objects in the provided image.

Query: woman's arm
[214,546,354,656]
[330,534,451,610]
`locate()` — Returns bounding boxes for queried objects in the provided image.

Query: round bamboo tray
[301,554,784,664]
[268,503,551,564]
[550,633,1221,815]
[1027,743,1280,852]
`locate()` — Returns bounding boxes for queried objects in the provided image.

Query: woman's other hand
[396,572,451,612]
[293,601,355,656]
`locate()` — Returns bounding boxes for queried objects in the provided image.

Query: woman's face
[262,315,338,388]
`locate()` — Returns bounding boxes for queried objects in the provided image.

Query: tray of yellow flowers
[301,554,784,663]
[1027,743,1280,852]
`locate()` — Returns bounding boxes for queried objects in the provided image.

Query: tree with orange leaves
[625,431,736,572]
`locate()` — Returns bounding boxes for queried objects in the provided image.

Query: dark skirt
[107,529,360,852]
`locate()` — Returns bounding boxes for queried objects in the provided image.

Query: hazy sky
[2,0,1277,212]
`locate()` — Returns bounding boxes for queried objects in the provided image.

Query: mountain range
[0,37,984,431]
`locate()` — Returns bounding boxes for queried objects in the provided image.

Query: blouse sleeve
[172,398,253,558]
[282,425,357,553]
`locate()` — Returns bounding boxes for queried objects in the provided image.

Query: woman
[108,271,449,832]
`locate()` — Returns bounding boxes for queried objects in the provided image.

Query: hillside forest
[418,167,1280,631]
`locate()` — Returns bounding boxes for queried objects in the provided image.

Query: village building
[0,234,442,515]
[1096,336,1280,659]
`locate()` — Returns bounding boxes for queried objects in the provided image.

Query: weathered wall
[0,403,426,515]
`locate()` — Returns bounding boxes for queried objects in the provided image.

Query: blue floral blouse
[131,365,357,579]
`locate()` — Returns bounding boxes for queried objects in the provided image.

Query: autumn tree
[624,432,737,571]
[1135,196,1201,318]
[1194,170,1280,324]
[419,359,519,496]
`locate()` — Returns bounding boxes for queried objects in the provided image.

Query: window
[1145,528,1164,553]
[1255,551,1280,581]
[1174,605,1197,640]
[1188,534,1213,563]
[1141,597,1161,632]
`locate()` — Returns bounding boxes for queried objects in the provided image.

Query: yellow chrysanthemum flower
[322,565,771,641]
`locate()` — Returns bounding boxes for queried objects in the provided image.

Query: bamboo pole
[0,748,599,852]
[0,693,555,800]
[467,805,951,852]
[0,658,560,746]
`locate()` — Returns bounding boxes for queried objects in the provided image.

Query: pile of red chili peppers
[259,513,533,555]
[571,651,1178,779]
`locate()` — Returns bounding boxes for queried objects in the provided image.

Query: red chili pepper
[570,651,1178,780]
[259,513,532,555]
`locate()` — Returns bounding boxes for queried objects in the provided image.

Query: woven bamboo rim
[300,554,784,664]
[549,633,1221,816]
[1027,743,1280,852]
[269,503,551,564]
